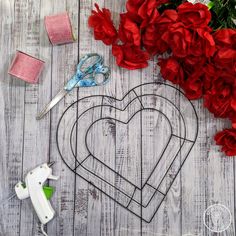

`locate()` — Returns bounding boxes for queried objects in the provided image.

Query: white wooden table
[0,0,235,235]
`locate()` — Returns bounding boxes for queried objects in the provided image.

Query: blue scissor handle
[64,53,110,91]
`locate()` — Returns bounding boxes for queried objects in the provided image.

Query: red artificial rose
[204,71,236,118]
[88,4,118,45]
[158,57,184,85]
[182,69,204,100]
[112,44,150,70]
[142,10,178,54]
[162,22,192,57]
[189,28,215,57]
[215,129,236,156]
[118,13,141,46]
[156,9,178,32]
[126,0,144,23]
[213,48,236,72]
[213,29,236,72]
[126,0,159,28]
[139,0,160,28]
[213,29,236,49]
[177,2,211,28]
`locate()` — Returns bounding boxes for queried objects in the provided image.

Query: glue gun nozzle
[48,161,55,168]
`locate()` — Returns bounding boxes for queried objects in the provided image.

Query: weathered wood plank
[140,61,182,235]
[112,68,143,236]
[0,1,27,235]
[18,1,51,235]
[73,0,95,235]
[74,0,115,235]
[40,0,80,236]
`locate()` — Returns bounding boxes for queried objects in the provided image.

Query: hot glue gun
[14,162,59,235]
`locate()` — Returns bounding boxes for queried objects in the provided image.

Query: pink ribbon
[44,12,75,45]
[8,51,45,84]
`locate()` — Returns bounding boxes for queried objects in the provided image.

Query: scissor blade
[36,89,68,120]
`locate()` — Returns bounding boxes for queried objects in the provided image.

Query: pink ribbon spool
[44,12,76,45]
[8,51,45,84]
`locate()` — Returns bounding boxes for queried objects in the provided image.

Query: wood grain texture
[0,0,235,236]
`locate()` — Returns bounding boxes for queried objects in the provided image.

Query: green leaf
[209,0,236,29]
[208,2,215,10]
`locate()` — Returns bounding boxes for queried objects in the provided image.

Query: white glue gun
[14,162,59,225]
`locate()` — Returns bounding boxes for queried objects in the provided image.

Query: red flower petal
[88,3,118,45]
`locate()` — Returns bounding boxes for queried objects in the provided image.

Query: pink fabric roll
[8,51,45,84]
[44,12,75,45]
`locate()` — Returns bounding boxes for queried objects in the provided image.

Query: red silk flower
[126,0,159,28]
[213,29,236,73]
[112,44,150,70]
[177,2,211,28]
[204,71,235,118]
[215,129,236,156]
[142,9,178,54]
[158,57,184,85]
[182,69,205,100]
[126,0,144,23]
[190,28,215,57]
[88,3,117,45]
[161,22,192,58]
[138,0,159,27]
[213,29,236,48]
[118,13,141,46]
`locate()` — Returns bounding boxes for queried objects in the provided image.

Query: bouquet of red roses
[88,0,236,156]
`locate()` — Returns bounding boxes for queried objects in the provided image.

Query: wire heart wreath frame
[56,82,199,223]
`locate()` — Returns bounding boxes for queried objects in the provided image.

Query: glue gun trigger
[48,175,59,181]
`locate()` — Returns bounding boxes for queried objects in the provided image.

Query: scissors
[36,53,110,120]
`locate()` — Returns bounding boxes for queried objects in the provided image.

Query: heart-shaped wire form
[56,82,199,223]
